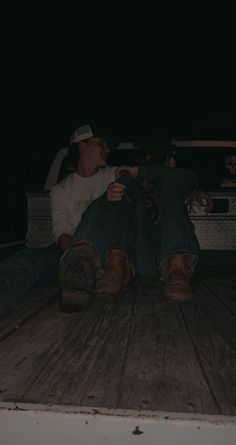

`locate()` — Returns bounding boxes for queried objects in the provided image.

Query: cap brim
[87,124,119,149]
[102,135,119,150]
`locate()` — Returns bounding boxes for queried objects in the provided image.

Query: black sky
[4,5,236,143]
[1,5,236,241]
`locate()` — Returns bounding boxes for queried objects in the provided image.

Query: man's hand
[115,165,138,179]
[57,233,72,252]
[187,189,213,213]
[107,182,126,201]
[164,156,176,168]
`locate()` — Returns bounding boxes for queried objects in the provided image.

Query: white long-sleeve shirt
[50,167,117,242]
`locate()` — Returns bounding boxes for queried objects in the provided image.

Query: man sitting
[0,125,212,314]
[57,129,212,308]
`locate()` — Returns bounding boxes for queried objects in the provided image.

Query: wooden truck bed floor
[0,252,236,417]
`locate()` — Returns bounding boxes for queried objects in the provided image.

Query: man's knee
[117,174,142,200]
[117,173,134,186]
[156,167,197,187]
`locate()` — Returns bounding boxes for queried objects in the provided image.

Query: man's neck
[76,160,100,177]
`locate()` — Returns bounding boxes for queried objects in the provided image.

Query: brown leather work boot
[58,241,103,312]
[58,241,103,292]
[96,250,132,297]
[163,254,193,302]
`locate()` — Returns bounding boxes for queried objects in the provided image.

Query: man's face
[82,137,111,167]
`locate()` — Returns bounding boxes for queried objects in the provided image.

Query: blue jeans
[68,175,138,264]
[0,176,137,314]
[133,169,200,276]
[0,245,61,314]
[66,170,199,275]
[0,169,199,313]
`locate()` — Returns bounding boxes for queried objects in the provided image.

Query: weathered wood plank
[204,275,236,317]
[22,286,138,407]
[0,266,235,416]
[194,263,236,314]
[117,277,219,414]
[0,282,60,342]
[181,277,236,415]
[0,302,81,402]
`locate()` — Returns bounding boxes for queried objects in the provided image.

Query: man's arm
[57,233,72,252]
[116,165,213,213]
[50,185,73,252]
[115,164,171,181]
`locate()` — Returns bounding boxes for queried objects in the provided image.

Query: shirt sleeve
[50,184,73,242]
[106,166,117,184]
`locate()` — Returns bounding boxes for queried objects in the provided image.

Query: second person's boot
[163,254,193,302]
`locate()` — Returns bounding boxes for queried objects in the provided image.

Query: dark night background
[1,5,236,243]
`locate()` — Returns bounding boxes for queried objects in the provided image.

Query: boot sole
[60,289,94,312]
[96,275,135,299]
[164,284,193,302]
[58,242,103,292]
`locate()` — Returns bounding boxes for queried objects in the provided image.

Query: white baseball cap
[69,124,119,149]
[69,124,94,145]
